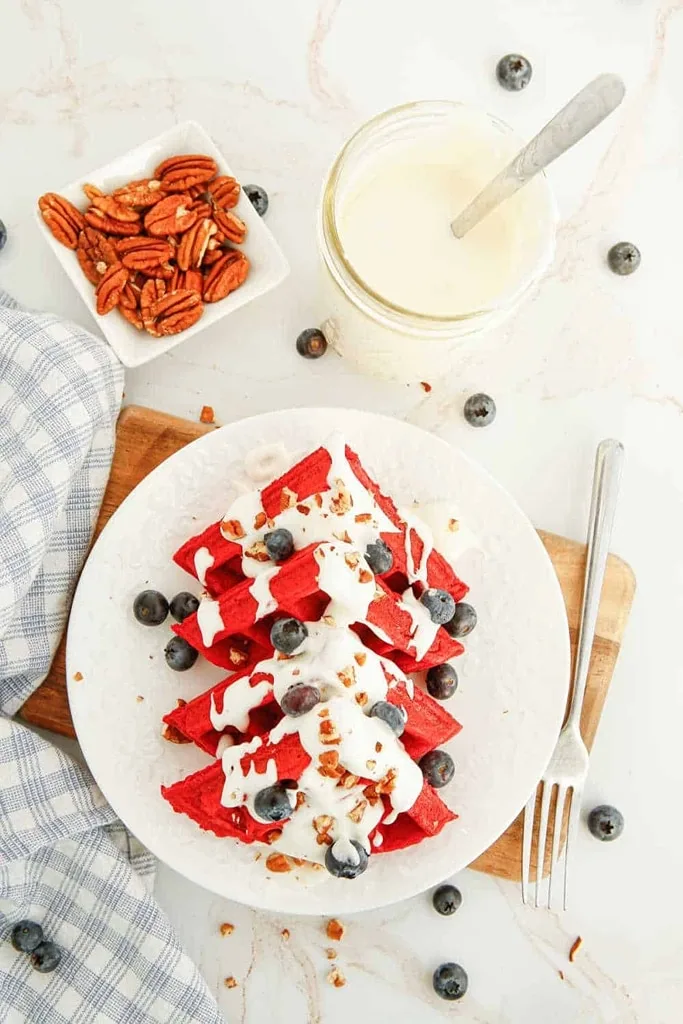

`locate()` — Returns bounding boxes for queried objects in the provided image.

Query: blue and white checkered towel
[0,291,224,1023]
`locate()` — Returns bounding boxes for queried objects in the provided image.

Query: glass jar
[317,101,557,382]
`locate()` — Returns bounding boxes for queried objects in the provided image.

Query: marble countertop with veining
[3,1,682,1020]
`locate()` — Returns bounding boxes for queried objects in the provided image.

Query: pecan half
[169,267,204,296]
[208,175,240,211]
[203,250,249,302]
[38,193,85,248]
[140,278,167,331]
[154,154,217,192]
[177,217,216,270]
[86,191,141,224]
[112,178,164,208]
[84,206,142,236]
[117,236,174,272]
[75,227,118,284]
[265,853,293,874]
[212,208,247,244]
[95,262,128,315]
[145,289,203,337]
[144,194,197,237]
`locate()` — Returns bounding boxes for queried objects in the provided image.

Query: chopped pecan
[358,569,373,584]
[313,815,334,835]
[265,853,293,873]
[354,513,372,523]
[223,976,238,989]
[354,652,367,666]
[330,479,353,515]
[203,249,249,302]
[95,262,128,315]
[162,723,191,744]
[265,829,283,845]
[38,193,85,248]
[245,541,270,562]
[76,227,118,284]
[377,769,397,794]
[295,791,306,810]
[84,206,142,236]
[145,289,203,337]
[219,922,234,937]
[177,217,216,270]
[337,666,356,688]
[338,771,359,789]
[348,799,368,824]
[117,236,174,272]
[354,691,368,707]
[155,154,218,192]
[344,552,360,570]
[228,643,250,668]
[144,194,197,237]
[212,208,247,243]
[112,178,164,208]
[327,967,346,988]
[326,919,345,942]
[279,486,297,511]
[363,782,381,805]
[222,519,246,540]
[296,503,311,516]
[208,175,240,211]
[319,719,341,745]
[199,405,215,424]
[254,511,268,530]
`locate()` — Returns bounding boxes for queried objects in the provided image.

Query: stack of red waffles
[161,441,470,869]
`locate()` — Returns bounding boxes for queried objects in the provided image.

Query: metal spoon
[450,74,625,239]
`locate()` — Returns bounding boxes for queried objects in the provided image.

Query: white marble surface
[3,0,682,1020]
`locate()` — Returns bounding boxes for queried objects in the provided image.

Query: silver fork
[521,438,624,909]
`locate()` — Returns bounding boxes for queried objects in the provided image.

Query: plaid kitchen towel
[0,290,224,1023]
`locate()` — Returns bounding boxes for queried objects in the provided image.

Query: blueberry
[445,603,477,639]
[369,700,406,737]
[243,183,269,217]
[587,804,624,842]
[365,539,393,575]
[270,617,308,654]
[607,242,641,276]
[426,664,458,700]
[419,749,455,788]
[280,682,321,717]
[464,393,496,428]
[164,636,198,671]
[264,528,295,562]
[169,592,200,623]
[296,328,328,359]
[11,920,44,953]
[432,884,462,916]
[433,962,468,1001]
[420,588,456,625]
[0,218,7,252]
[496,54,532,91]
[133,590,169,626]
[324,839,369,879]
[30,941,62,973]
[253,784,293,822]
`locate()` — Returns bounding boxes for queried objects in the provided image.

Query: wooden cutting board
[18,405,636,882]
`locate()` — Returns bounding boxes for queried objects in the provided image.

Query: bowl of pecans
[35,121,289,368]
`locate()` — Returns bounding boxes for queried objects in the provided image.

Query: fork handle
[566,439,624,730]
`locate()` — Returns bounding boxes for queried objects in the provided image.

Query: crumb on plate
[219,922,234,937]
[326,919,345,942]
[73,671,83,682]
[569,936,583,962]
[326,948,337,960]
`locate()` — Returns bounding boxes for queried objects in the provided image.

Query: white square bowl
[35,121,290,368]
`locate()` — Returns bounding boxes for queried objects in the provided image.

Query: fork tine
[534,782,553,907]
[521,790,536,904]
[562,786,583,910]
[548,784,568,909]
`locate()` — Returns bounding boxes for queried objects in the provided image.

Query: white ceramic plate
[35,121,289,368]
[67,409,569,915]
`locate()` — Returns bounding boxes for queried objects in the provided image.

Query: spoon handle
[450,74,625,238]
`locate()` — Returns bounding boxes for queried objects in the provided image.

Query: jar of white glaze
[317,102,557,382]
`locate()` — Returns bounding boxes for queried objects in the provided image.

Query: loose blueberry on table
[30,941,62,973]
[445,602,477,638]
[11,920,44,953]
[325,839,369,879]
[426,663,458,700]
[496,53,532,91]
[369,700,406,737]
[270,616,308,654]
[432,884,462,916]
[169,591,199,623]
[433,962,468,1000]
[164,636,198,671]
[243,183,269,217]
[280,682,321,717]
[420,588,456,625]
[296,328,328,359]
[133,590,169,626]
[587,804,624,841]
[365,538,393,575]
[464,393,496,428]
[607,241,641,276]
[253,784,293,823]
[419,749,455,788]
[264,527,295,562]
[0,217,7,252]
